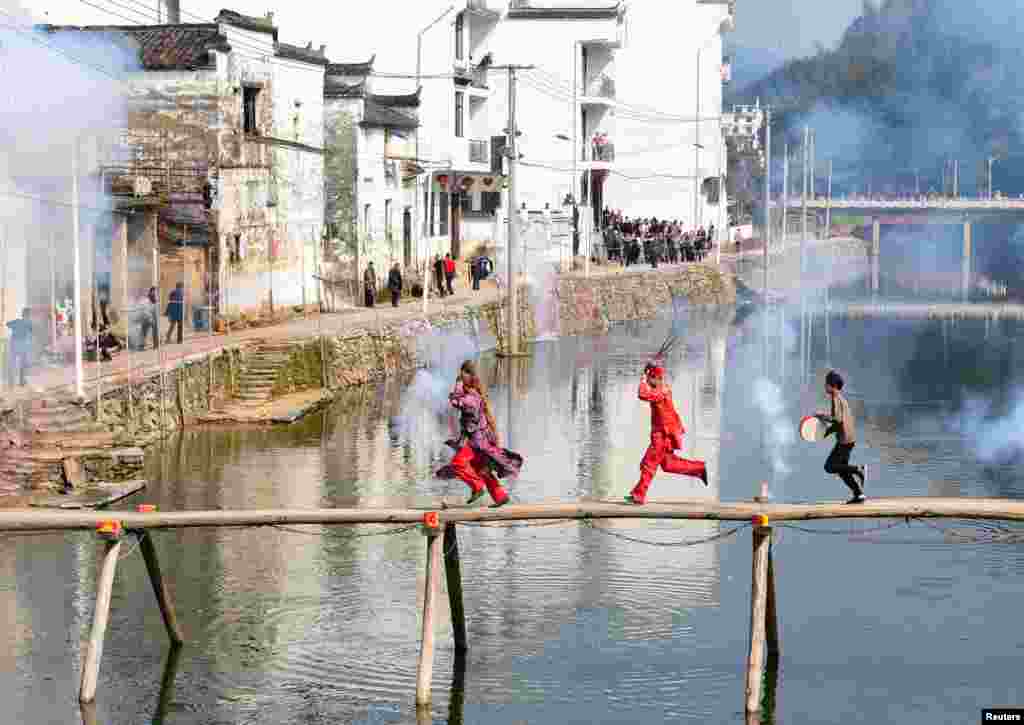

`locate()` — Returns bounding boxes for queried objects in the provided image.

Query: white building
[416,0,628,261]
[324,56,420,275]
[40,9,327,319]
[607,0,735,232]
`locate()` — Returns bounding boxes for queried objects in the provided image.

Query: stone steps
[231,341,295,404]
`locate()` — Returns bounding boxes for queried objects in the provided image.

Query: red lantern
[423,511,440,530]
[437,175,449,189]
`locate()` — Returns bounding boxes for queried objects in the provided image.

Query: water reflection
[4,309,1024,724]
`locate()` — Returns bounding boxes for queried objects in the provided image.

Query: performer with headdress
[437,360,523,507]
[625,339,708,505]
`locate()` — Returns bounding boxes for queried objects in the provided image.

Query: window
[482,191,501,216]
[243,86,259,134]
[454,91,465,138]
[439,192,449,236]
[455,12,464,61]
[385,199,393,242]
[429,190,436,237]
[364,204,372,239]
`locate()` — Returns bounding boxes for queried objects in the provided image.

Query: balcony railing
[469,139,489,164]
[583,74,616,100]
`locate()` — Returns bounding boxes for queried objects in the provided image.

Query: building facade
[324,57,420,283]
[42,9,326,322]
[416,0,628,261]
[606,0,735,232]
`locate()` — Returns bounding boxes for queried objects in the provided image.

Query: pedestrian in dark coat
[387,263,403,307]
[165,282,184,345]
[364,262,377,308]
[433,255,446,297]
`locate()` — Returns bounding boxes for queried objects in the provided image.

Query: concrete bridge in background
[787,199,1024,298]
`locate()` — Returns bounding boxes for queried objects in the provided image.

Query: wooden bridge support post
[870,218,881,296]
[962,220,972,302]
[745,525,773,715]
[766,542,780,660]
[443,523,468,653]
[137,531,184,645]
[79,538,122,704]
[415,528,443,706]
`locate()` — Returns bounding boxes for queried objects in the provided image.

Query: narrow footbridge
[6,495,1024,719]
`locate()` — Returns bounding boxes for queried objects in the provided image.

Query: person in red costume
[436,360,523,507]
[624,362,708,504]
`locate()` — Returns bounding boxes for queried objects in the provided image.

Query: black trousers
[365,289,375,307]
[825,441,861,495]
[446,274,454,295]
[391,289,400,307]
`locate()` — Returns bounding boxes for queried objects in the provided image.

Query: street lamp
[416,4,455,314]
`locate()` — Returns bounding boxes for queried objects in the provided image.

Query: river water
[3,304,1024,725]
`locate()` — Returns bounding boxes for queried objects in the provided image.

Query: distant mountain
[725,45,788,96]
[730,0,1024,197]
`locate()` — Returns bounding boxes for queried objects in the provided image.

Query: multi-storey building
[39,8,326,322]
[608,0,735,231]
[416,0,628,260]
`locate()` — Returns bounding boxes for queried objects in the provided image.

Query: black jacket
[387,268,402,291]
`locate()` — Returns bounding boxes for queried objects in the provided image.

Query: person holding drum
[815,370,866,504]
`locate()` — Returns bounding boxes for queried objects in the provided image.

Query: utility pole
[800,126,809,382]
[782,143,788,245]
[694,48,701,231]
[501,64,534,357]
[71,141,85,399]
[825,159,833,239]
[763,107,770,297]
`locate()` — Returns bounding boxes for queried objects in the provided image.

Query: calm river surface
[3,305,1024,724]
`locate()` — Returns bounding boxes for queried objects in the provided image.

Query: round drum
[799,415,827,443]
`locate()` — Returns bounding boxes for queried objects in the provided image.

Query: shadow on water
[746,655,780,725]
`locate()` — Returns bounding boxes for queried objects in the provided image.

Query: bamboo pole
[443,523,468,653]
[745,525,772,714]
[766,543,779,659]
[415,529,443,706]
[137,531,184,645]
[79,538,122,704]
[0,497,1024,533]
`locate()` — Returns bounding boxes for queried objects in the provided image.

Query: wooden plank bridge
[6,495,1024,718]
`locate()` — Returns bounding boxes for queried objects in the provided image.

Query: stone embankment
[0,264,733,496]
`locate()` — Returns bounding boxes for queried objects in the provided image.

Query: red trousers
[450,445,509,505]
[630,431,706,503]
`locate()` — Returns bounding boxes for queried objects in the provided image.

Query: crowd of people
[601,210,716,268]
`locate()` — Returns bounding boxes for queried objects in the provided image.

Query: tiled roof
[215,9,278,39]
[276,41,329,66]
[507,2,622,20]
[326,55,375,76]
[37,24,230,71]
[359,99,418,130]
[324,79,366,99]
[369,89,421,108]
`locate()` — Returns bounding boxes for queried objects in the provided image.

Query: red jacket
[639,380,684,437]
[444,258,456,275]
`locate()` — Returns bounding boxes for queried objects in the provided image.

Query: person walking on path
[816,370,866,504]
[436,360,523,508]
[433,255,447,298]
[387,263,403,308]
[444,253,456,296]
[6,308,34,387]
[625,362,707,504]
[165,282,185,345]
[138,287,159,350]
[364,262,377,308]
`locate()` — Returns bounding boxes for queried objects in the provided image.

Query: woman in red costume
[625,361,708,504]
[436,360,523,507]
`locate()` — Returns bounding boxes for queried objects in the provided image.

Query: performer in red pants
[437,360,523,507]
[625,362,707,504]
